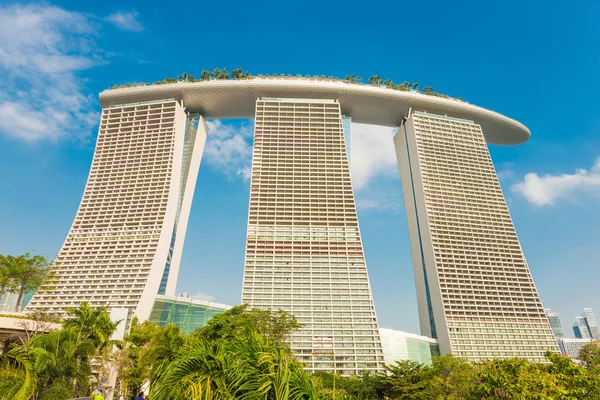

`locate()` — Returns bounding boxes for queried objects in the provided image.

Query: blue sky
[0,0,599,337]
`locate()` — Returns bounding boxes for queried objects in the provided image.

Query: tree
[472,357,565,400]
[63,302,119,350]
[385,79,393,87]
[4,253,51,312]
[380,360,431,399]
[151,328,316,400]
[0,254,14,301]
[0,345,36,400]
[214,67,229,79]
[545,351,600,399]
[426,355,476,399]
[194,304,300,347]
[367,75,381,86]
[199,69,213,81]
[422,86,434,93]
[0,303,117,400]
[231,68,244,79]
[579,341,600,369]
[17,310,61,342]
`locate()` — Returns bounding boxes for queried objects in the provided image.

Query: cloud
[350,123,399,190]
[512,158,600,206]
[204,119,254,180]
[104,11,143,32]
[201,120,401,194]
[355,190,403,212]
[0,3,102,141]
[192,292,216,302]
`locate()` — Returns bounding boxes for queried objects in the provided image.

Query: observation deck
[100,77,530,145]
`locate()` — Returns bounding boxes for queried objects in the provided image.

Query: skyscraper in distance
[545,309,564,338]
[583,308,600,340]
[573,316,591,339]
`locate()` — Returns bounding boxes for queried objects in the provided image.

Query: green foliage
[107,69,465,101]
[0,302,118,400]
[146,306,314,400]
[0,253,52,312]
[194,304,300,347]
[313,352,600,400]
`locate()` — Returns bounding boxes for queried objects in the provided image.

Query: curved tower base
[27,99,207,323]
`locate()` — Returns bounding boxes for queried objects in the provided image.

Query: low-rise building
[148,294,231,334]
[558,338,592,361]
[379,328,439,366]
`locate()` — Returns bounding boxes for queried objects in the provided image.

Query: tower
[27,99,207,322]
[545,309,564,338]
[394,111,559,361]
[241,98,384,375]
[582,308,600,340]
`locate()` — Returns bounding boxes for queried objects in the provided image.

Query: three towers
[27,79,559,374]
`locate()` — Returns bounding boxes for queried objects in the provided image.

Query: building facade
[27,100,208,323]
[25,78,557,369]
[545,309,564,338]
[394,111,559,362]
[148,294,231,334]
[558,338,592,361]
[241,98,384,375]
[582,308,600,340]
[379,328,439,365]
[574,316,592,339]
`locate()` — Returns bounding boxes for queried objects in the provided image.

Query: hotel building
[25,77,559,369]
[395,111,558,361]
[241,98,384,374]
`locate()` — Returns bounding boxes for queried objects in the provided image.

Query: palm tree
[422,86,434,93]
[200,70,213,81]
[63,302,118,350]
[231,68,244,79]
[151,329,317,400]
[368,75,381,85]
[0,346,36,400]
[214,68,229,80]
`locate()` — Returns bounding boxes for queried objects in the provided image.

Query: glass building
[148,294,231,334]
[582,308,600,340]
[574,315,592,339]
[379,328,439,365]
[544,309,564,338]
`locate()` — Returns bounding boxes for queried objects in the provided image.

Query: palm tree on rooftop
[200,70,212,81]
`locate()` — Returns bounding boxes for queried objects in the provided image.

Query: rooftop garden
[109,68,465,102]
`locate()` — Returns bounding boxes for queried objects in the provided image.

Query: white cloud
[201,120,402,195]
[192,292,216,302]
[104,11,143,32]
[512,158,600,206]
[355,190,403,212]
[0,3,102,141]
[204,119,254,180]
[350,123,399,190]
